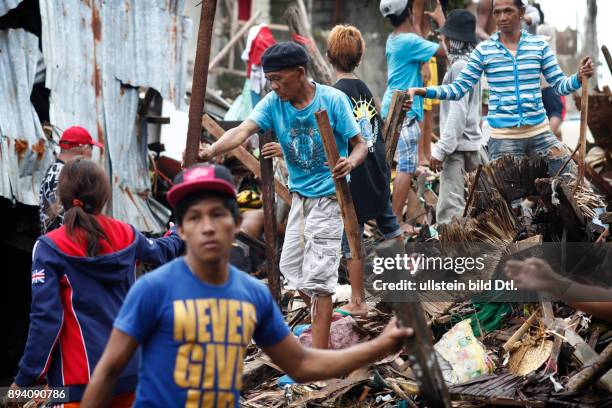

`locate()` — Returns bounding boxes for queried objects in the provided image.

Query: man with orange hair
[327,25,403,317]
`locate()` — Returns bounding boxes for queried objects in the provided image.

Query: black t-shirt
[334,78,391,223]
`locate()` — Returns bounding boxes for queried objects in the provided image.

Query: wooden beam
[315,110,363,260]
[185,0,218,167]
[208,10,262,71]
[602,45,612,76]
[564,329,612,392]
[384,91,409,165]
[259,131,281,304]
[375,239,452,407]
[201,114,292,205]
[567,340,612,392]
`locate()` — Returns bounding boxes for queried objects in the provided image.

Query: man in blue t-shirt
[379,0,445,230]
[198,42,367,350]
[81,164,412,408]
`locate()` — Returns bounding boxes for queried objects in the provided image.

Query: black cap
[439,10,478,44]
[261,42,309,73]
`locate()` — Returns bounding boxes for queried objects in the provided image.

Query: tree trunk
[284,4,334,85]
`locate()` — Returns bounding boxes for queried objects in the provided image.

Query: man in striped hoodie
[408,0,594,177]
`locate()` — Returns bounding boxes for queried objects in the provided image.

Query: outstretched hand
[503,257,563,293]
[578,56,594,80]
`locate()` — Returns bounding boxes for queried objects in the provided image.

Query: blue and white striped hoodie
[425,30,581,129]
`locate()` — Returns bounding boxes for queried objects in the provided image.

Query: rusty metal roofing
[113,1,192,110]
[0,28,54,206]
[0,0,191,232]
[0,0,24,17]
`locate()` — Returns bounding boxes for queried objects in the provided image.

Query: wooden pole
[259,131,281,304]
[314,110,363,260]
[602,45,612,76]
[573,74,589,194]
[567,340,612,392]
[201,114,292,205]
[384,91,409,165]
[375,239,452,407]
[184,0,218,168]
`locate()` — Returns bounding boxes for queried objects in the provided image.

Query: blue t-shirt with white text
[114,258,290,408]
[381,33,439,121]
[248,83,360,197]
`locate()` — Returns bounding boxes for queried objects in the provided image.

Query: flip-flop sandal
[333,308,367,318]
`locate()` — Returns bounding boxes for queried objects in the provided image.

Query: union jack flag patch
[32,269,45,284]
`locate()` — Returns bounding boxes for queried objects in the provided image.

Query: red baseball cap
[59,126,104,148]
[166,164,237,209]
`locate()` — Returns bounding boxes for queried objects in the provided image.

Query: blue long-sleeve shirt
[425,30,580,129]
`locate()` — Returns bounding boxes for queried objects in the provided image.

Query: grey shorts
[279,193,343,296]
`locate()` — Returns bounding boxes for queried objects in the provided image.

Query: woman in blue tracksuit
[12,158,184,407]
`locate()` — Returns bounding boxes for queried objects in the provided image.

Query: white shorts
[279,193,343,296]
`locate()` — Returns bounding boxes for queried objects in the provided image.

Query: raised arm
[198,119,261,162]
[80,329,140,408]
[14,242,63,387]
[542,45,592,96]
[264,318,412,383]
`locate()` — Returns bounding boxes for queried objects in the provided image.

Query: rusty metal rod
[184,0,218,168]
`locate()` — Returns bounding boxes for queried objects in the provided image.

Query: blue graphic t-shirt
[114,258,290,408]
[381,33,439,121]
[248,83,360,197]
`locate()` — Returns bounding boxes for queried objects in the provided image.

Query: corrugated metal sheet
[112,0,192,110]
[0,0,24,17]
[36,0,190,232]
[0,28,53,206]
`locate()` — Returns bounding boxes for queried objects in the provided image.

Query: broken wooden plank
[502,308,541,353]
[201,114,292,205]
[242,355,281,391]
[564,329,612,392]
[259,131,281,304]
[384,91,409,164]
[315,110,363,260]
[185,0,218,167]
[375,238,452,408]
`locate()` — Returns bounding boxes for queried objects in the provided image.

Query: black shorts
[542,87,563,119]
